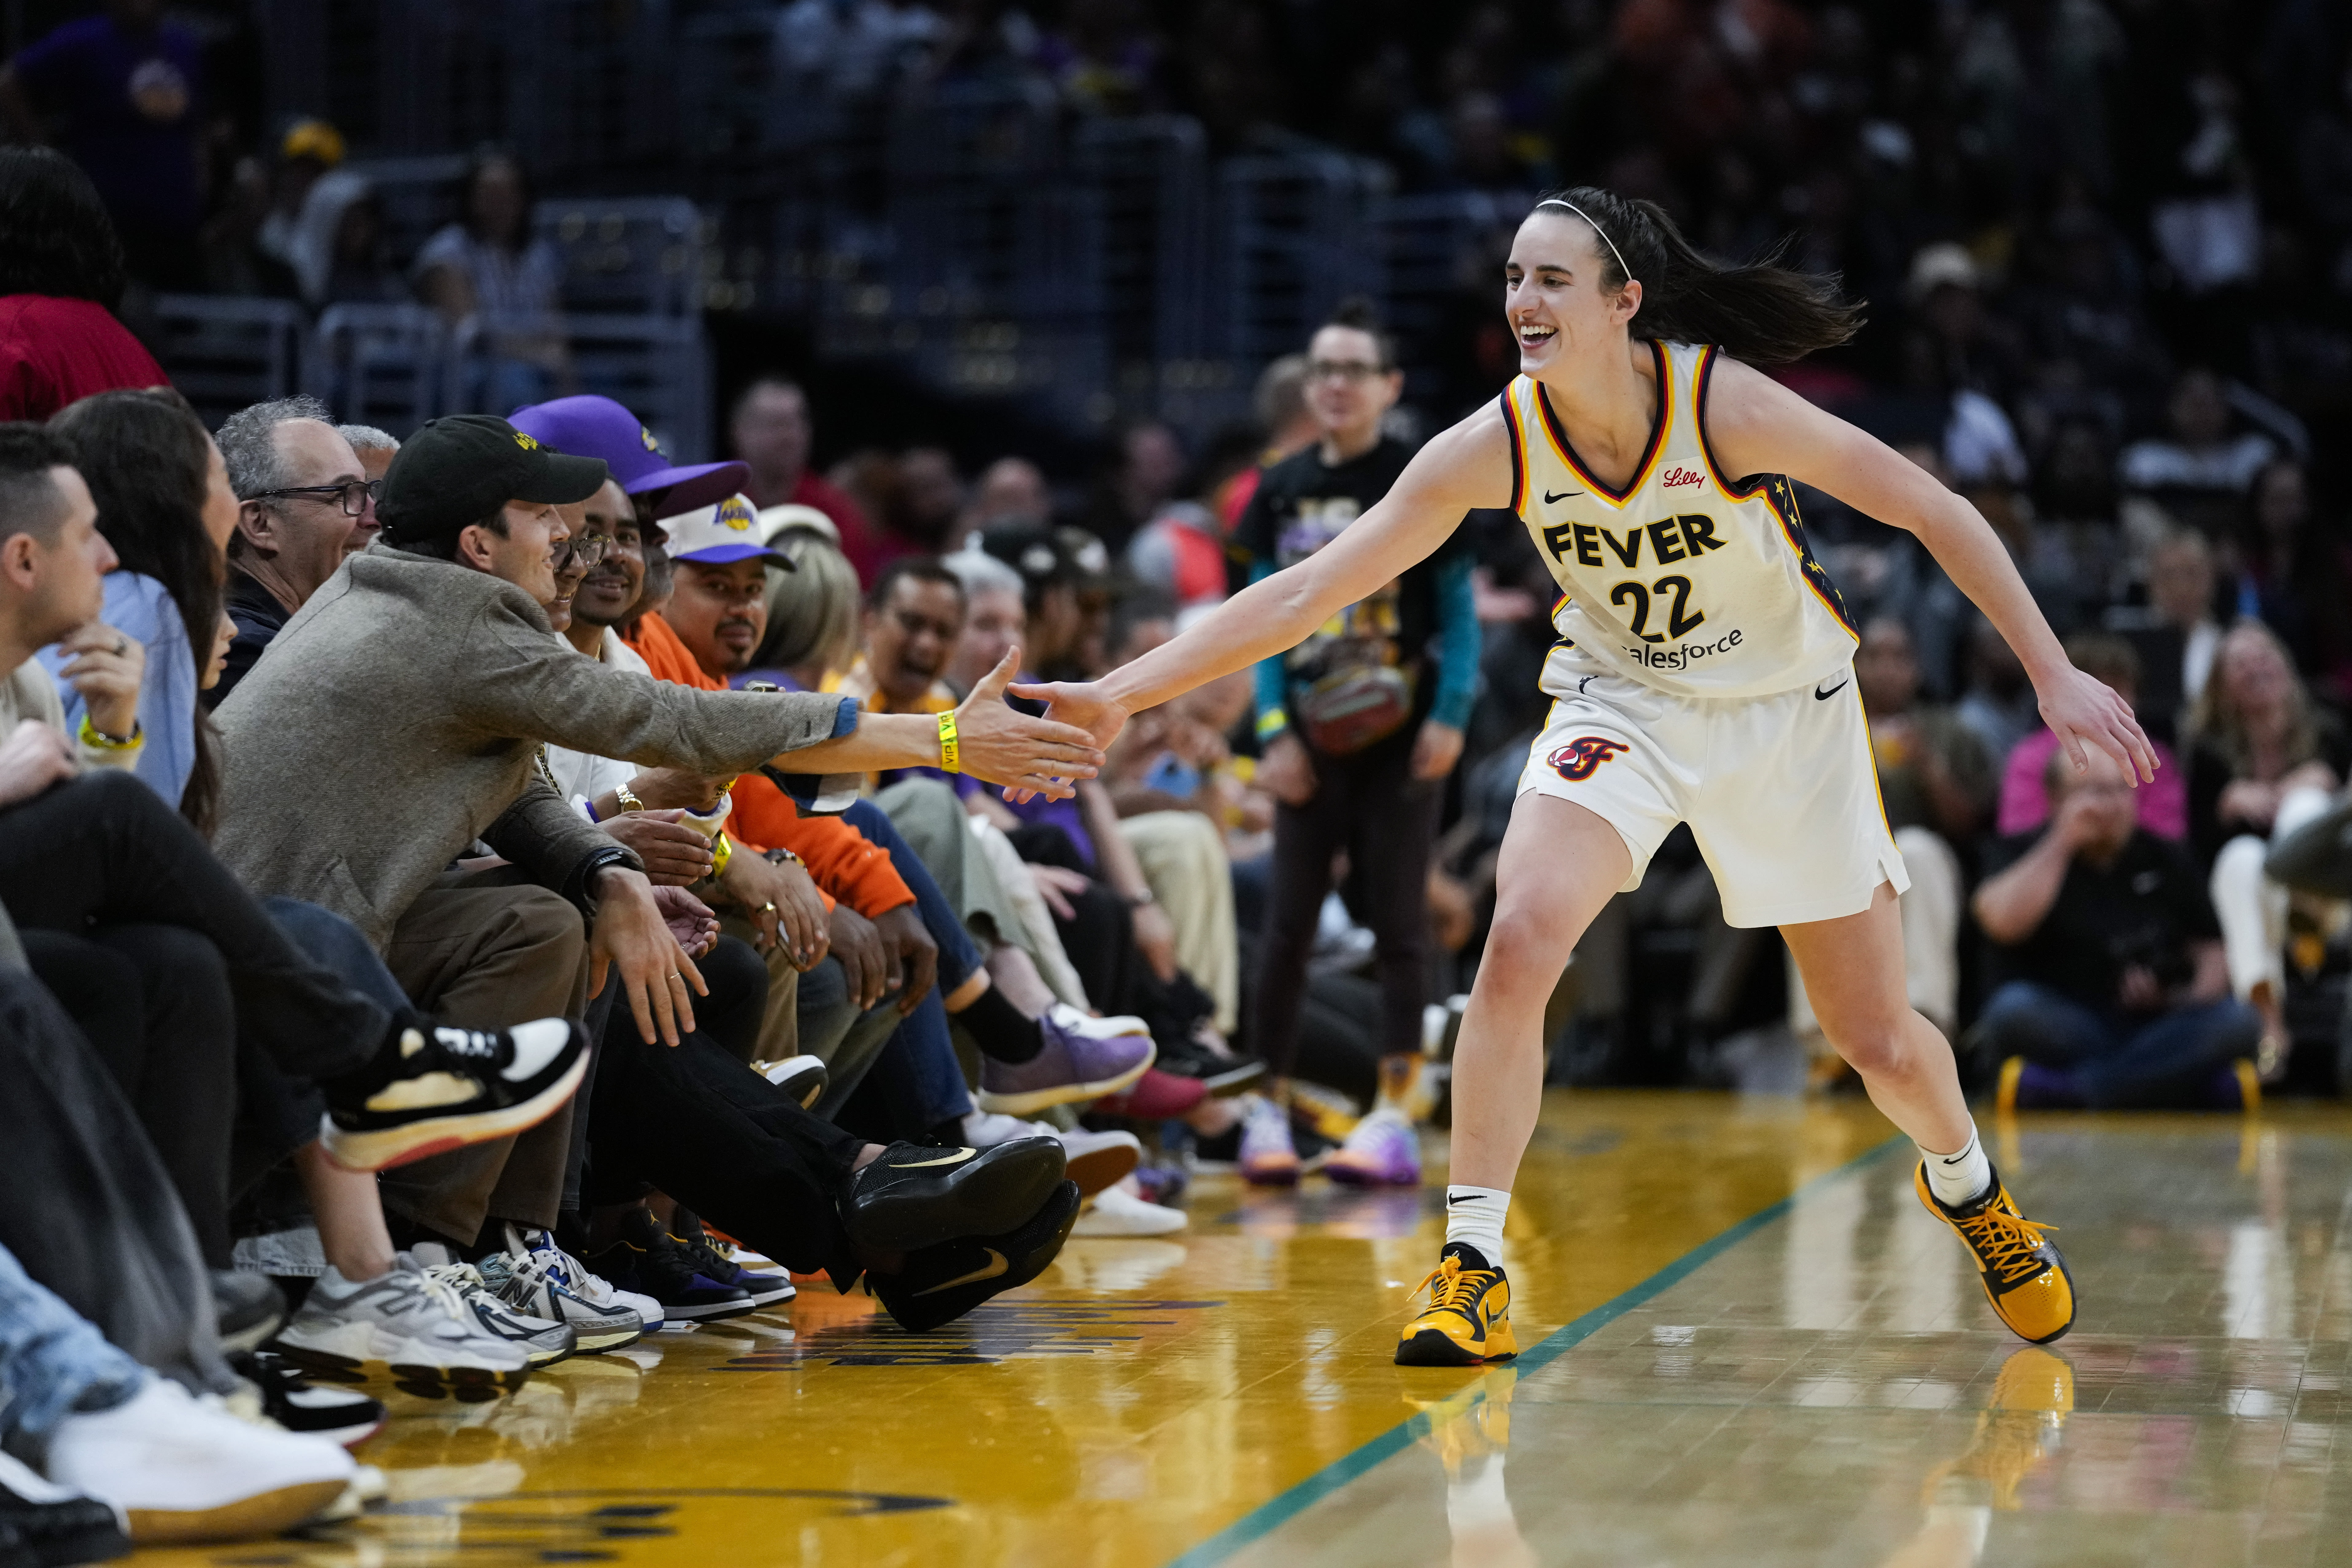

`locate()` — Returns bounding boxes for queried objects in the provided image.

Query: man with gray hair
[209,397,382,705]
[336,424,399,483]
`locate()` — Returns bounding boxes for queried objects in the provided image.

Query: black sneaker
[667,1212,794,1309]
[211,1270,288,1356]
[871,1180,1082,1333]
[1153,1032,1266,1097]
[231,1350,387,1448]
[0,1454,131,1567]
[838,1137,1067,1253]
[320,1013,589,1173]
[582,1208,756,1322]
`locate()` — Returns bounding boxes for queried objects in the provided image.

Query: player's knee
[1481,904,1572,996]
[1823,1015,1913,1080]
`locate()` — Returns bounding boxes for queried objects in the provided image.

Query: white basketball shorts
[1516,652,1908,929]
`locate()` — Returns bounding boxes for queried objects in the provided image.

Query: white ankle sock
[1919,1125,1992,1208]
[1444,1185,1510,1266]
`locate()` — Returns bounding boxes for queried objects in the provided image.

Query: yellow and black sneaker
[1395,1245,1517,1367]
[1914,1163,2075,1344]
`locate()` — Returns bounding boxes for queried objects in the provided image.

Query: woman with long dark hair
[1011,187,2156,1363]
[0,147,167,420]
[43,388,237,832]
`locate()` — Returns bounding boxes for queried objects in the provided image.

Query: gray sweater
[215,542,854,949]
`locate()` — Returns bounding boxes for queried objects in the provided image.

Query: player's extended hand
[1001,675,1131,804]
[2036,663,2157,787]
[956,650,1105,802]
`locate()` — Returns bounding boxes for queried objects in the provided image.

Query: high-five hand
[953,649,1108,800]
[999,677,1130,804]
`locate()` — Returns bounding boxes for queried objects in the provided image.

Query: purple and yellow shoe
[1323,1109,1422,1186]
[975,1016,1156,1116]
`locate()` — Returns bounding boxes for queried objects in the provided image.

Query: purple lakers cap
[508,395,749,520]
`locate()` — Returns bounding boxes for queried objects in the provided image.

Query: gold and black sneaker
[1914,1163,2076,1343]
[1395,1245,1517,1367]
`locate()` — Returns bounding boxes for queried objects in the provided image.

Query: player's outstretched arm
[1009,404,1515,759]
[1703,355,2157,787]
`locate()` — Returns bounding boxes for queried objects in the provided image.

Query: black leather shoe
[839,1137,1066,1253]
[871,1180,1081,1333]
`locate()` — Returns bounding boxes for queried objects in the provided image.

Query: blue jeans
[0,1241,144,1451]
[842,800,983,993]
[1975,981,2261,1109]
[838,800,981,1131]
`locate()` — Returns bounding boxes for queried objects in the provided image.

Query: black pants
[24,927,239,1268]
[1251,738,1440,1074]
[0,961,233,1400]
[0,773,389,1083]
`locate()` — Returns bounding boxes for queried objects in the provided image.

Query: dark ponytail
[1531,187,1864,365]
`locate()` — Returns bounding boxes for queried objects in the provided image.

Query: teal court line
[1162,1133,1909,1568]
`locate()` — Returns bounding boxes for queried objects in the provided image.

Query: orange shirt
[627,615,914,918]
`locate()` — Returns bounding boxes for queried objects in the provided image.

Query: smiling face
[545,499,591,630]
[1504,209,1641,377]
[864,573,966,706]
[462,499,567,608]
[668,557,771,677]
[571,480,643,628]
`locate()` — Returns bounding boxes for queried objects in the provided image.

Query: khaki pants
[1119,809,1238,1032]
[374,869,590,1245]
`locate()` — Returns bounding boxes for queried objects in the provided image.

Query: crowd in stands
[1,0,2351,1553]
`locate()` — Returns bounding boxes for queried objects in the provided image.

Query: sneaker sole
[1175,1060,1266,1098]
[1064,1141,1141,1197]
[126,1480,353,1545]
[655,1295,759,1322]
[845,1140,1071,1252]
[975,1042,1158,1118]
[1394,1328,1515,1367]
[267,1344,530,1401]
[317,1047,589,1173]
[876,1181,1083,1333]
[218,1309,289,1357]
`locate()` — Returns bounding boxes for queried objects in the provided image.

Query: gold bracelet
[614,783,645,813]
[76,715,140,750]
[710,831,733,878]
[936,709,960,773]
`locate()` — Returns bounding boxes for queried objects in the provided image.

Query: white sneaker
[419,1258,577,1367]
[477,1248,645,1353]
[1071,1179,1188,1237]
[1047,1003,1151,1040]
[961,1112,1142,1196]
[272,1258,531,1399]
[507,1225,665,1332]
[47,1378,354,1545]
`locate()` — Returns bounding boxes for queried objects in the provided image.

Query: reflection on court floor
[135,1095,2352,1567]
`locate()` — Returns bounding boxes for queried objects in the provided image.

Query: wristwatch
[614,783,646,813]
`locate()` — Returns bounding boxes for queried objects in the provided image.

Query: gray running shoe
[269,1258,530,1400]
[476,1249,645,1353]
[422,1262,578,1368]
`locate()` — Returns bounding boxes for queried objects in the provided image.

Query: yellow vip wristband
[710,831,733,878]
[937,709,960,773]
[77,715,140,750]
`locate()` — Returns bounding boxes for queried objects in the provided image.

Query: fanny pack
[1294,664,1416,756]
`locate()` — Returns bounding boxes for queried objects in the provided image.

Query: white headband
[1537,198,1631,284]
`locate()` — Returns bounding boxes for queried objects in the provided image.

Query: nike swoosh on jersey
[1814,678,1850,700]
[888,1149,978,1169]
[1543,489,1583,503]
[915,1249,1009,1295]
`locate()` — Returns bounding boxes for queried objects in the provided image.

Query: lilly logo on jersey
[1661,465,1705,489]
[1548,736,1629,781]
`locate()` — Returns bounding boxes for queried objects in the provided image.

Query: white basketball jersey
[1501,341,1858,699]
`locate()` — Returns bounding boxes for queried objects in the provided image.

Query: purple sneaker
[1323,1109,1423,1186]
[976,1015,1157,1116]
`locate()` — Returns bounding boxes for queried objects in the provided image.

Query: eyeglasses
[552,534,609,571]
[249,480,381,517]
[1305,360,1387,383]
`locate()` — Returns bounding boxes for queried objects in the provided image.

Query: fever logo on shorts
[1548,736,1628,781]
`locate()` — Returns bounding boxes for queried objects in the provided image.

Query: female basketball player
[1011,188,2155,1364]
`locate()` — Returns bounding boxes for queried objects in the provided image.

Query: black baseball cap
[378,414,610,547]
